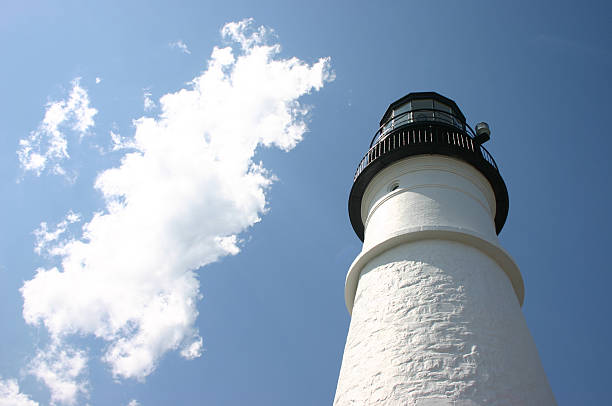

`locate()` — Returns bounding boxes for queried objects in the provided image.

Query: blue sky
[1,1,611,405]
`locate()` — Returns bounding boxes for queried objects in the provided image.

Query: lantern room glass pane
[380,96,465,140]
[434,100,453,125]
[393,101,412,128]
[411,99,434,121]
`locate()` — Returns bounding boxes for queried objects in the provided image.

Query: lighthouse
[334,92,555,405]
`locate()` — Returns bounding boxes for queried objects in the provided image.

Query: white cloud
[17,78,98,176]
[127,400,140,406]
[33,211,81,256]
[21,17,333,402]
[170,40,191,55]
[222,18,270,50]
[0,378,39,406]
[143,90,156,111]
[110,130,136,151]
[110,130,123,150]
[28,342,88,406]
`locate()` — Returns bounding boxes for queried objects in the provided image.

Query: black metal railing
[371,108,468,147]
[354,119,499,182]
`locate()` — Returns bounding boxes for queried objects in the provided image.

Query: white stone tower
[334,92,555,405]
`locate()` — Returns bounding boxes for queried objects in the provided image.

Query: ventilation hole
[389,182,400,192]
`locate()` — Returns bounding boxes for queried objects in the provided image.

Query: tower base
[334,239,555,405]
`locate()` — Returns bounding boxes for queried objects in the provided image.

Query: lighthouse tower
[334,92,555,405]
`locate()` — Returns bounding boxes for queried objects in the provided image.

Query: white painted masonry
[335,155,555,405]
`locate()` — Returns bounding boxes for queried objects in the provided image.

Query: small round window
[389,181,400,192]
